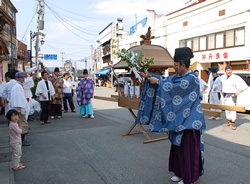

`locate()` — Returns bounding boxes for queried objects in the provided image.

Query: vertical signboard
[111,23,118,63]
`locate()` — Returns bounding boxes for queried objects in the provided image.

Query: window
[183,21,188,27]
[193,38,199,51]
[186,39,192,49]
[219,9,225,16]
[178,27,244,52]
[199,36,207,50]
[225,30,234,47]
[235,28,245,46]
[216,33,224,48]
[208,34,215,49]
[179,40,186,47]
[8,8,15,20]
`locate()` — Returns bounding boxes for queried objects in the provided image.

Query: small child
[7,109,25,170]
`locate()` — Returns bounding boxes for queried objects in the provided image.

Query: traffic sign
[44,54,57,60]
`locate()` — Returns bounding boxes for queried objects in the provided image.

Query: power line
[44,0,110,21]
[44,0,109,35]
[21,4,37,42]
[45,2,98,36]
[45,3,96,41]
[46,41,92,47]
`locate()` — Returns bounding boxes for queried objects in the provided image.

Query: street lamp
[40,38,45,45]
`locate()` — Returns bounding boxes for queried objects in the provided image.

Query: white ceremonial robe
[1,79,17,115]
[10,82,29,119]
[221,74,248,121]
[35,79,55,101]
[221,74,248,94]
[0,82,6,97]
[23,76,34,99]
[207,75,223,105]
[29,98,41,115]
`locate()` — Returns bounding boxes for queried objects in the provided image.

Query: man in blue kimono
[138,47,206,184]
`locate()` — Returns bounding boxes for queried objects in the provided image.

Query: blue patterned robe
[136,71,206,172]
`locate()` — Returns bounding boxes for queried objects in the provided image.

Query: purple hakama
[169,130,202,184]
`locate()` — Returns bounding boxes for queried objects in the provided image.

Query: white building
[97,18,128,70]
[165,0,250,80]
[127,10,168,48]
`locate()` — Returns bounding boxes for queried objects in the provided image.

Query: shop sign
[201,52,228,61]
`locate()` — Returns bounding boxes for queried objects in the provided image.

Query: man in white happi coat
[220,65,248,130]
[11,72,31,146]
[207,67,223,120]
[36,71,55,125]
[1,72,18,115]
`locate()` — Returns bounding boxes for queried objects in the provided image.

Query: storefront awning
[95,68,111,75]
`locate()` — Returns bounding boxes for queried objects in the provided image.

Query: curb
[0,115,15,184]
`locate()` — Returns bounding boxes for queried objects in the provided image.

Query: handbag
[18,114,29,134]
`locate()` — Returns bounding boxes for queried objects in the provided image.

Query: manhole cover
[0,153,11,163]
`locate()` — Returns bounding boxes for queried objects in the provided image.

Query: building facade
[0,0,17,81]
[165,0,250,80]
[17,40,28,71]
[97,18,128,70]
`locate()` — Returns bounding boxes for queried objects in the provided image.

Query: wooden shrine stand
[113,32,174,144]
[118,96,169,144]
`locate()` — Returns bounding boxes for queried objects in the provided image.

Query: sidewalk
[0,115,14,184]
[94,86,118,98]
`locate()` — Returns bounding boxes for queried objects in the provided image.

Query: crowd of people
[0,68,95,171]
[137,47,248,184]
[195,65,248,130]
[0,47,248,183]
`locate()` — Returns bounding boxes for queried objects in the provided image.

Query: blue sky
[12,0,186,68]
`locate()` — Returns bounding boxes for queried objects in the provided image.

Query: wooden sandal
[231,123,237,130]
[223,120,231,127]
[13,164,25,171]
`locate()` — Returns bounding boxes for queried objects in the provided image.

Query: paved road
[14,88,250,184]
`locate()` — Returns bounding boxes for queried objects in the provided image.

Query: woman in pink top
[7,109,25,170]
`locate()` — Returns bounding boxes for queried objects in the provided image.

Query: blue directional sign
[44,54,57,60]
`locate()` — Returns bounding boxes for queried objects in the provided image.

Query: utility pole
[30,31,33,68]
[35,0,45,66]
[60,52,64,69]
[85,57,87,69]
[90,44,93,71]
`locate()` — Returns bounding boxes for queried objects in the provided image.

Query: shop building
[165,0,250,81]
[0,0,17,81]
[97,18,128,70]
[17,40,28,71]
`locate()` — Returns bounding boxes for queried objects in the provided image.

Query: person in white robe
[194,70,208,95]
[35,71,55,125]
[220,65,248,130]
[23,75,34,100]
[22,74,35,119]
[28,98,41,120]
[207,68,223,120]
[1,72,18,115]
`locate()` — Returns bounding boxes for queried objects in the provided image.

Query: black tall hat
[54,67,60,72]
[211,67,218,73]
[83,69,88,74]
[174,47,194,62]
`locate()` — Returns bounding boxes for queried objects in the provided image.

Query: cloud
[94,0,185,17]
